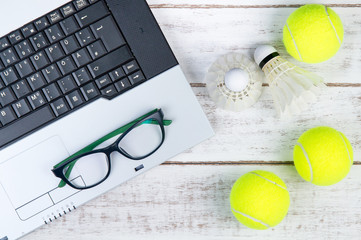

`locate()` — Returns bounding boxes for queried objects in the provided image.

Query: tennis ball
[283,4,344,63]
[293,126,353,186]
[230,170,290,230]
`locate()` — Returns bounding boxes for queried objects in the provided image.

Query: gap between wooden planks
[162,161,361,165]
[190,83,361,87]
[149,4,361,9]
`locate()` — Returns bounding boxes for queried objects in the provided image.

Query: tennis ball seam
[250,172,288,191]
[286,5,342,62]
[325,7,342,45]
[338,132,352,165]
[231,172,289,229]
[296,133,351,184]
[285,23,303,61]
[231,208,270,229]
[295,142,314,183]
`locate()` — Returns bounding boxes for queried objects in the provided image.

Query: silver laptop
[0,0,214,239]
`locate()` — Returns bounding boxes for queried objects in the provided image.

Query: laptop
[0,0,214,239]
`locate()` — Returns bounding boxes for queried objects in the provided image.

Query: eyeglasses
[52,108,172,190]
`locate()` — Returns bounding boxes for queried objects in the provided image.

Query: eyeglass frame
[52,108,171,190]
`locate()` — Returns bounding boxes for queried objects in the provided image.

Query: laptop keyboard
[0,0,146,148]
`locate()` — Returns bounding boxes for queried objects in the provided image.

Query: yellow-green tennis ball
[293,127,353,186]
[283,4,344,63]
[230,170,290,230]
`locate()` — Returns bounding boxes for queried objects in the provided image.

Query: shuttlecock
[205,53,263,112]
[254,45,326,118]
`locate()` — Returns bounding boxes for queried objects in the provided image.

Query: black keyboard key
[12,80,31,98]
[30,33,49,51]
[58,75,77,93]
[8,30,24,45]
[81,82,99,101]
[15,40,34,59]
[73,67,91,85]
[87,46,132,78]
[12,99,31,117]
[21,23,37,38]
[72,48,91,67]
[45,43,64,62]
[109,67,125,81]
[87,40,106,59]
[74,0,89,10]
[0,80,3,90]
[129,71,145,85]
[1,67,18,86]
[27,72,46,90]
[95,74,111,89]
[0,106,54,148]
[60,16,79,35]
[43,83,61,101]
[31,51,49,70]
[91,16,125,52]
[61,36,80,54]
[42,64,62,83]
[66,90,83,108]
[61,3,76,17]
[1,48,19,67]
[101,84,117,98]
[0,107,16,125]
[48,10,63,24]
[123,60,139,75]
[51,98,69,116]
[45,24,64,43]
[28,91,46,109]
[114,78,131,93]
[57,56,76,75]
[75,1,107,27]
[0,61,3,71]
[0,38,10,51]
[15,59,34,78]
[34,17,50,31]
[76,28,94,47]
[0,88,16,106]
[89,0,98,3]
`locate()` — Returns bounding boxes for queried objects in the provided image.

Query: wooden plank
[147,0,361,7]
[22,165,361,240]
[169,86,361,163]
[148,8,361,83]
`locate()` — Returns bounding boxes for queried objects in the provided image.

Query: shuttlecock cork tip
[254,45,279,69]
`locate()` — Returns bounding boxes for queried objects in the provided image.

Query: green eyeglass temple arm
[55,115,171,188]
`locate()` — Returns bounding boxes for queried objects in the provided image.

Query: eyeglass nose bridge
[102,142,128,157]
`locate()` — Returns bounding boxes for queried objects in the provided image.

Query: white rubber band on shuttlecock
[296,142,313,183]
[325,6,342,45]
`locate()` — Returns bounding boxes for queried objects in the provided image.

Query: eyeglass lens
[63,152,109,188]
[63,119,163,188]
[118,120,163,158]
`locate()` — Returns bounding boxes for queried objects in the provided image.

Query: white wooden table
[24,1,361,239]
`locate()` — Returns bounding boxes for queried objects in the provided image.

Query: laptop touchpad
[0,136,79,215]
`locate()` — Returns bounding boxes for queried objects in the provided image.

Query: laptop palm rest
[0,136,83,220]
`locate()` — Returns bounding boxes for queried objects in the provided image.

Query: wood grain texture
[149,7,361,83]
[147,0,361,7]
[23,165,361,240]
[170,86,361,163]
